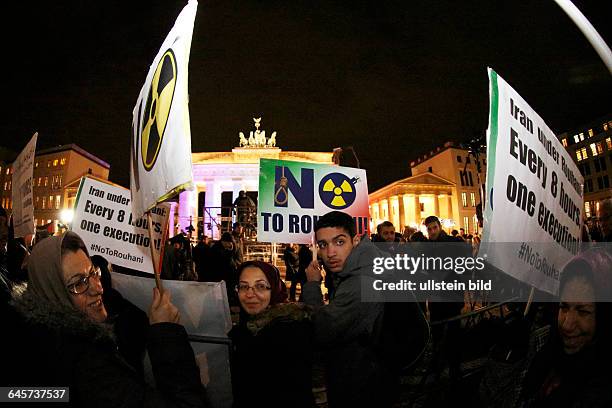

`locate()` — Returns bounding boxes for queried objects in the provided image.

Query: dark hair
[221,232,235,243]
[61,232,88,257]
[559,251,612,350]
[314,211,356,238]
[376,221,394,234]
[410,231,428,242]
[0,207,7,218]
[423,215,440,226]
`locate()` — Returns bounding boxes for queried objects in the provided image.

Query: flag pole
[147,211,163,291]
[523,286,535,317]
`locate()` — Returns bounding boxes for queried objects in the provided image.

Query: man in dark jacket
[424,215,467,384]
[233,191,255,225]
[303,211,391,407]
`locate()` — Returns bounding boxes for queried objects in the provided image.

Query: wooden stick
[524,286,535,317]
[147,211,163,291]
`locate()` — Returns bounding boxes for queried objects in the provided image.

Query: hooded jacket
[301,238,391,407]
[10,291,206,408]
[8,232,205,408]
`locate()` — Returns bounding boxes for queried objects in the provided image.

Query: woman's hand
[149,287,180,324]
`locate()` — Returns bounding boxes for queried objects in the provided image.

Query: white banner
[258,159,370,244]
[72,177,170,274]
[130,0,197,218]
[11,133,37,238]
[482,68,584,295]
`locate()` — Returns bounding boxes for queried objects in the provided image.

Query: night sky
[2,0,611,191]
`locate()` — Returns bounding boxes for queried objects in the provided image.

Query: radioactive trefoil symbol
[140,49,177,171]
[318,173,358,210]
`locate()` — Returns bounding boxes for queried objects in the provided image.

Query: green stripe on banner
[70,177,86,231]
[483,68,499,244]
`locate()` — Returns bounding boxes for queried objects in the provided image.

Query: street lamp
[60,209,74,226]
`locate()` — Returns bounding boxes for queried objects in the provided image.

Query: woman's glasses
[235,282,271,294]
[66,266,102,295]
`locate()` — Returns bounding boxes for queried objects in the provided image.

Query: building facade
[369,141,486,234]
[557,114,612,220]
[1,144,110,232]
[174,119,334,239]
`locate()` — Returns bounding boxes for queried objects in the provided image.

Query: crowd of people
[1,199,612,407]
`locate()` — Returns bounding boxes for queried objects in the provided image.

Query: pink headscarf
[237,260,287,305]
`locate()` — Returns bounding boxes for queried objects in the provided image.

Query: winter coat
[103,287,149,377]
[301,239,392,407]
[193,243,212,280]
[519,342,612,407]
[229,303,314,408]
[203,242,240,284]
[9,291,206,408]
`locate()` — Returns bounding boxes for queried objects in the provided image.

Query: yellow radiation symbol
[319,173,357,209]
[141,49,177,171]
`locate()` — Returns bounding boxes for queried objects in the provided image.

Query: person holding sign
[229,260,314,408]
[303,211,393,407]
[519,249,612,407]
[10,231,206,407]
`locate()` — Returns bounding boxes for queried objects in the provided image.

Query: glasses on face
[235,282,271,294]
[66,266,102,295]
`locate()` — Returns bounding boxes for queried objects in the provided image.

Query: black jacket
[520,341,612,407]
[302,239,391,407]
[229,305,314,408]
[104,287,149,377]
[9,292,206,408]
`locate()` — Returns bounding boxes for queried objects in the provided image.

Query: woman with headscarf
[519,248,612,407]
[229,261,314,408]
[10,231,206,407]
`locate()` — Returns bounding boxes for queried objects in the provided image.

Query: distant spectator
[410,231,428,242]
[193,235,212,280]
[377,221,399,243]
[597,198,612,242]
[402,226,416,242]
[283,244,300,301]
[162,234,197,281]
[207,232,242,304]
[297,244,313,300]
[233,191,255,226]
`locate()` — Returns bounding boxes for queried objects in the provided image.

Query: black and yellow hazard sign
[318,173,358,210]
[140,49,177,171]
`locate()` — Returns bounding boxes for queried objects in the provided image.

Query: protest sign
[482,68,584,294]
[112,272,233,408]
[258,158,369,244]
[11,133,37,238]
[130,0,197,218]
[72,177,169,274]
